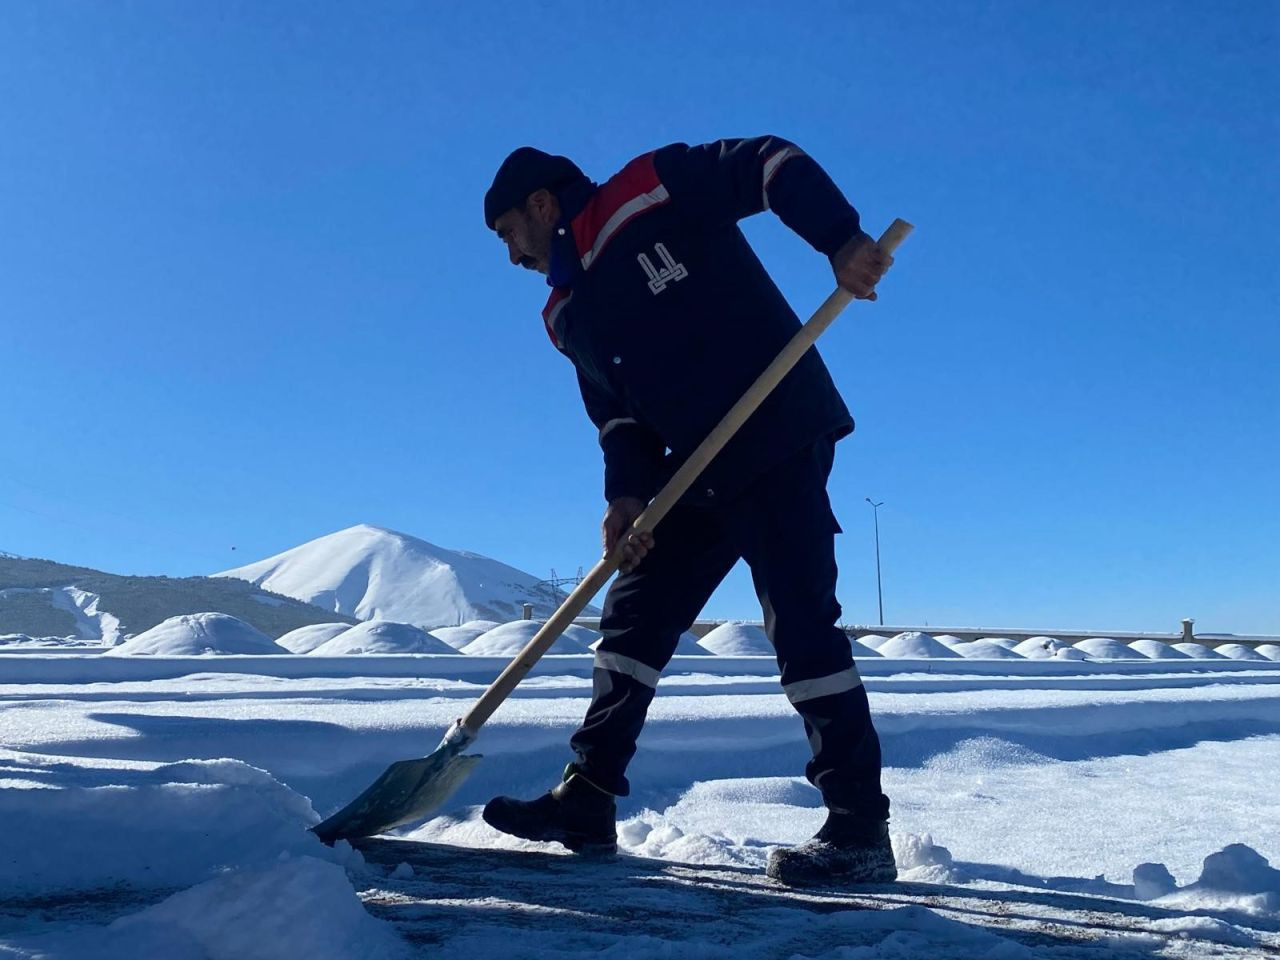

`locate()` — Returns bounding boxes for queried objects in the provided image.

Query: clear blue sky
[2,1,1276,634]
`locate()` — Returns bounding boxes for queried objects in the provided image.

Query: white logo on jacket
[637,243,688,294]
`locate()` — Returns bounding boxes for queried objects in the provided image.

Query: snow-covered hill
[215,524,599,628]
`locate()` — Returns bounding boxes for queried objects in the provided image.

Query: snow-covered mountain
[215,524,599,629]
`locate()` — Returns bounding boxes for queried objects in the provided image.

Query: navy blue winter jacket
[541,136,861,504]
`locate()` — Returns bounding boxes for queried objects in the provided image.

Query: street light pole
[865,498,884,626]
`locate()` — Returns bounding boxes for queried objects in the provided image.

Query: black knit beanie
[484,147,587,229]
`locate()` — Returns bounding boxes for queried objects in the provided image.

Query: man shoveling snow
[481,137,895,886]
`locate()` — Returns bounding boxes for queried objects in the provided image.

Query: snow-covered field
[2,649,1279,958]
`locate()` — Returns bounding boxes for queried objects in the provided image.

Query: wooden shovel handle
[462,218,914,735]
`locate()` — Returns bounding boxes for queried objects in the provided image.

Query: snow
[673,630,712,655]
[3,636,1279,957]
[429,619,501,649]
[1256,644,1280,661]
[310,620,456,655]
[876,631,959,658]
[215,524,598,627]
[855,633,890,649]
[1012,636,1067,659]
[698,621,773,655]
[562,623,603,648]
[1075,637,1149,659]
[977,636,1020,650]
[462,619,589,655]
[933,634,966,648]
[276,622,352,654]
[1054,645,1091,660]
[1129,638,1189,659]
[1215,643,1272,661]
[1174,641,1227,658]
[848,637,882,658]
[950,639,1026,660]
[105,613,287,656]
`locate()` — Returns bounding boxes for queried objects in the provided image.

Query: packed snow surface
[698,621,773,655]
[275,622,352,654]
[3,633,1279,958]
[310,620,456,655]
[216,523,596,626]
[876,631,959,659]
[462,620,589,656]
[105,613,286,656]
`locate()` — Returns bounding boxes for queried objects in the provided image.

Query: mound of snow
[932,634,966,648]
[462,620,589,656]
[564,624,604,648]
[951,640,1025,660]
[1149,844,1280,916]
[1129,639,1188,659]
[430,619,501,649]
[310,620,455,655]
[106,614,286,656]
[1075,637,1148,659]
[1173,641,1226,658]
[0,757,326,897]
[1255,644,1280,661]
[848,637,882,658]
[876,631,959,659]
[855,634,889,649]
[216,523,596,627]
[1012,636,1067,659]
[674,631,712,655]
[0,633,34,645]
[1214,643,1270,661]
[977,636,1020,650]
[1054,646,1092,660]
[698,622,773,656]
[276,622,352,654]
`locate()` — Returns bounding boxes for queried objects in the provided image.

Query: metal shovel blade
[312,731,482,845]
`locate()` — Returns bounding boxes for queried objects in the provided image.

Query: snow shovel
[312,218,914,844]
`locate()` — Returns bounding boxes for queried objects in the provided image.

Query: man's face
[494,193,556,275]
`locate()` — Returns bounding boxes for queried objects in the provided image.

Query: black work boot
[481,765,618,854]
[766,812,897,887]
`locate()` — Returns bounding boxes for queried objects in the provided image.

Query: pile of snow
[977,636,1020,650]
[855,633,889,649]
[216,523,596,627]
[876,631,959,659]
[1214,643,1271,662]
[1055,646,1092,660]
[1129,639,1188,659]
[698,622,773,656]
[310,620,455,655]
[462,620,589,656]
[0,754,407,959]
[276,622,352,654]
[951,639,1025,660]
[1012,636,1068,659]
[106,614,286,656]
[563,623,604,648]
[932,634,966,648]
[1142,843,1280,916]
[674,631,712,655]
[1255,644,1280,661]
[848,636,882,658]
[1075,637,1148,660]
[429,619,500,649]
[1173,641,1226,658]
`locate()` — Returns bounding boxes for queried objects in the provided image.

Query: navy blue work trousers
[570,438,890,821]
